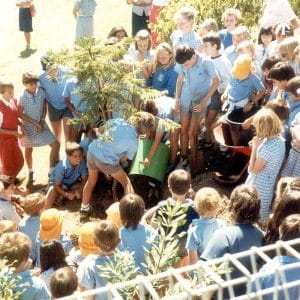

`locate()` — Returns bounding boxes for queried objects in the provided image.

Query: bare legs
[24,32,31,49]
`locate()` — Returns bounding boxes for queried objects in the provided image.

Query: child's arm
[53,181,76,201]
[188,250,198,265]
[248,137,265,173]
[243,88,266,113]
[144,130,164,168]
[175,73,184,115]
[0,128,22,138]
[18,104,43,132]
[65,97,81,117]
[72,7,78,18]
[142,206,158,227]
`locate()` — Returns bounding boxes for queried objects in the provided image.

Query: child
[219,8,241,49]
[0,232,50,299]
[78,220,120,297]
[186,187,225,265]
[256,26,274,66]
[222,54,265,114]
[175,45,219,171]
[18,192,45,247]
[197,18,218,38]
[68,221,99,267]
[278,37,299,72]
[46,142,88,209]
[81,113,155,219]
[126,29,153,80]
[119,193,157,272]
[31,208,73,267]
[50,267,78,299]
[0,81,24,180]
[73,0,97,42]
[225,26,250,65]
[201,184,264,297]
[147,42,178,97]
[18,72,59,183]
[107,26,128,42]
[170,6,202,52]
[245,108,285,224]
[251,214,300,300]
[0,219,17,235]
[146,170,198,259]
[40,239,69,288]
[294,45,300,76]
[263,190,300,245]
[202,33,231,146]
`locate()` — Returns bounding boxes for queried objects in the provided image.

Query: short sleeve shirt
[171,30,202,51]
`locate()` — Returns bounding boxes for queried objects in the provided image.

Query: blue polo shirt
[176,54,218,108]
[219,29,233,49]
[228,73,264,104]
[49,158,88,188]
[39,68,69,110]
[62,77,87,118]
[88,118,138,165]
[225,45,238,65]
[12,270,50,300]
[148,64,178,97]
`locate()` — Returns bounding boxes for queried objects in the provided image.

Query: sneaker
[80,206,91,223]
[166,161,176,174]
[176,157,190,170]
[28,171,36,183]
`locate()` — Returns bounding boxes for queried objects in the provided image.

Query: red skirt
[0,137,24,179]
[149,5,165,47]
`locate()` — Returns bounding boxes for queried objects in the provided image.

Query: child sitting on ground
[18,193,45,246]
[31,208,73,268]
[78,220,121,297]
[50,267,78,299]
[186,187,225,265]
[119,193,157,272]
[46,142,88,208]
[0,232,50,299]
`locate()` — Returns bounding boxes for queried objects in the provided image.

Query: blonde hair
[134,29,152,51]
[278,37,299,61]
[0,220,17,235]
[236,40,256,60]
[128,112,155,136]
[174,5,197,23]
[24,193,45,216]
[152,43,174,72]
[253,108,282,139]
[231,26,250,41]
[0,80,14,94]
[198,18,218,37]
[222,8,242,23]
[195,187,220,216]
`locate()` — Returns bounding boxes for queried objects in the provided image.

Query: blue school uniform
[219,29,233,49]
[170,30,202,51]
[88,118,138,165]
[80,254,113,300]
[39,68,69,110]
[120,223,157,272]
[12,270,51,300]
[186,218,225,255]
[149,64,178,97]
[176,54,217,110]
[228,73,264,106]
[251,256,300,300]
[225,45,238,65]
[49,158,88,188]
[62,77,87,118]
[31,235,73,267]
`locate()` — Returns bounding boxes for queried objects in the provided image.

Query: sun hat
[39,208,63,241]
[78,222,99,257]
[231,54,255,80]
[106,202,123,229]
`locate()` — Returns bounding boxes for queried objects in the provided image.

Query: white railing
[60,238,300,300]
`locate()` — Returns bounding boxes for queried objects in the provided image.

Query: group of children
[0,170,300,299]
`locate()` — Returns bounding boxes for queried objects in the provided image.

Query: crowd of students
[1,1,300,299]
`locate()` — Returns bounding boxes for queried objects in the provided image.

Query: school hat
[39,208,63,241]
[231,54,255,80]
[106,202,123,229]
[78,222,99,257]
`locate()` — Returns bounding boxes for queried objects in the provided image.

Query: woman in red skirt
[0,81,24,180]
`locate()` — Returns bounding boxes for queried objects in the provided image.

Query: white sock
[28,169,33,173]
[81,204,90,210]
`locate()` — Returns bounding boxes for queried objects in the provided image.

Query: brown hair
[0,220,17,235]
[278,37,299,61]
[230,184,260,224]
[135,29,152,51]
[50,267,78,298]
[198,18,218,36]
[286,76,300,97]
[279,214,300,241]
[40,239,67,273]
[0,81,13,94]
[168,169,191,196]
[175,45,195,64]
[107,26,128,39]
[93,220,120,254]
[65,142,82,156]
[152,42,174,72]
[128,112,155,136]
[202,32,221,50]
[119,193,145,229]
[252,108,282,139]
[140,99,159,116]
[265,98,290,121]
[0,232,31,268]
[194,187,220,216]
[24,193,45,216]
[22,72,39,84]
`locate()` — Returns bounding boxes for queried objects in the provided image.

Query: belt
[134,2,151,7]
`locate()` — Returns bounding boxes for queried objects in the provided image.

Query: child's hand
[35,123,43,132]
[15,130,23,138]
[39,120,45,130]
[193,101,204,113]
[65,191,76,201]
[136,51,145,62]
[242,117,252,129]
[243,102,253,113]
[144,157,151,168]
